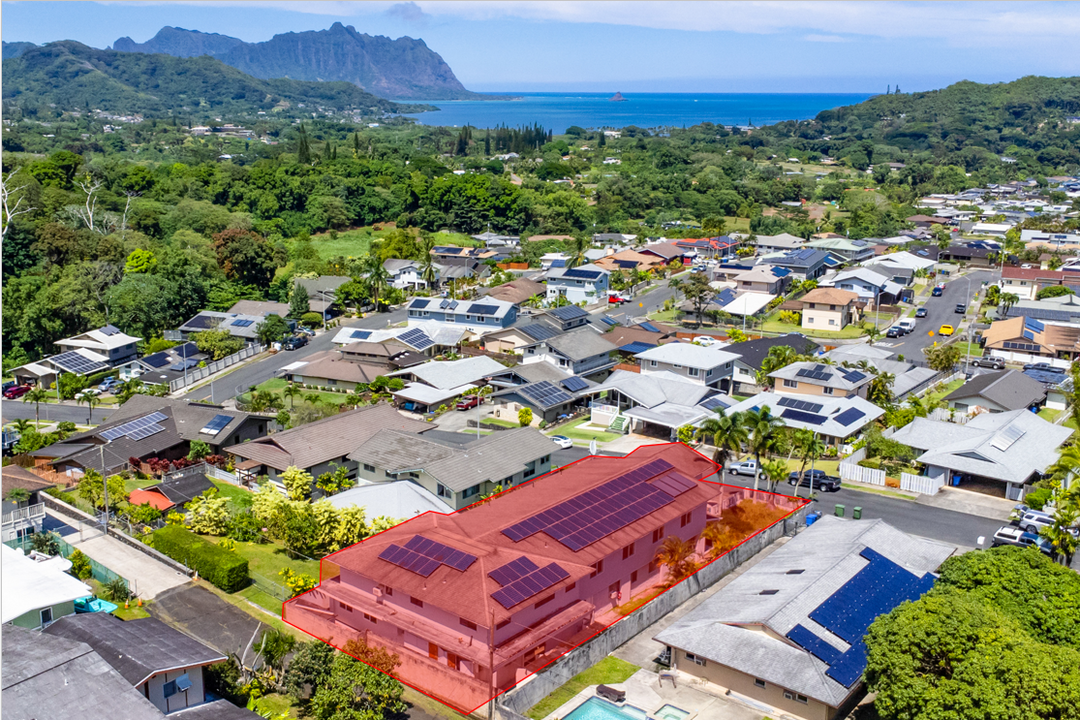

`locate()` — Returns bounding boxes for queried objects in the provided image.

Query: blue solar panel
[1023,329,1035,341]
[1025,318,1045,333]
[639,322,660,333]
[489,556,540,586]
[781,408,827,426]
[561,377,589,393]
[350,330,372,341]
[491,562,570,609]
[169,359,199,371]
[470,304,499,316]
[620,341,657,354]
[399,328,434,351]
[231,319,254,327]
[518,322,561,342]
[549,305,589,321]
[50,351,110,375]
[173,342,199,358]
[834,408,866,427]
[600,315,618,326]
[786,624,842,665]
[201,414,233,435]
[411,299,430,309]
[562,268,602,281]
[841,370,867,382]
[404,535,477,572]
[142,352,171,369]
[700,396,729,411]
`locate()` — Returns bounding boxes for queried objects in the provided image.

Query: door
[428,642,439,660]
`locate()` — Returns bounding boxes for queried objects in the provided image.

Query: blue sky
[3,1,1079,93]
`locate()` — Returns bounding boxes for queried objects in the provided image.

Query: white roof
[756,232,806,249]
[725,391,884,438]
[390,355,506,390]
[326,480,453,518]
[721,292,776,316]
[862,251,936,273]
[634,342,740,370]
[56,325,140,351]
[2,545,92,623]
[392,382,477,405]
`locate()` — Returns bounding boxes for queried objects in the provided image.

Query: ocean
[404,92,875,133]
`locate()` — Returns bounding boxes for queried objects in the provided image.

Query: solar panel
[841,370,867,383]
[834,408,866,427]
[638,322,660,333]
[470,304,499,316]
[786,624,843,665]
[549,305,589,321]
[650,471,697,497]
[169,359,199,371]
[489,556,540,586]
[777,397,824,414]
[399,328,434,351]
[411,299,430,309]
[142,352,171,369]
[377,544,441,577]
[620,342,657,354]
[101,411,169,442]
[519,381,574,408]
[100,325,121,336]
[781,408,827,426]
[230,319,254,328]
[184,314,217,330]
[600,315,618,326]
[50,351,110,375]
[173,342,199,359]
[403,535,477,572]
[349,330,372,341]
[200,414,233,436]
[491,562,570,609]
[518,323,561,342]
[700,396,728,411]
[1025,318,1046,333]
[561,377,589,393]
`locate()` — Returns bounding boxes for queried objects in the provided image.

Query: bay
[405,92,874,133]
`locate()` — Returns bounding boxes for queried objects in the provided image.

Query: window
[384,470,394,478]
[565,582,576,592]
[796,694,809,704]
[673,364,682,369]
[685,653,707,667]
[437,483,453,499]
[382,585,393,596]
[650,360,657,368]
[630,570,638,583]
[688,367,699,377]
[410,597,424,608]
[707,368,713,377]
[363,612,378,624]
[622,542,635,560]
[755,678,767,688]
[807,316,814,323]
[828,319,836,325]
[363,464,375,473]
[680,511,692,527]
[535,595,554,609]
[823,387,834,395]
[527,347,536,354]
[652,527,664,543]
[786,569,805,575]
[163,680,178,698]
[460,618,478,631]
[341,601,354,612]
[496,618,511,630]
[830,304,836,310]
[726,362,732,368]
[462,484,482,499]
[40,607,52,626]
[541,455,550,464]
[590,560,604,578]
[783,379,797,388]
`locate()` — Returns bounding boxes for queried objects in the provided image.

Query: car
[298,326,316,336]
[886,326,904,338]
[98,376,120,393]
[282,335,308,351]
[897,319,917,333]
[3,385,31,400]
[991,526,1053,555]
[938,324,955,336]
[608,294,627,304]
[1024,362,1063,373]
[1018,511,1054,534]
[915,307,928,318]
[955,303,966,314]
[971,356,1006,369]
[693,336,719,347]
[727,459,758,477]
[551,435,573,449]
[931,285,944,297]
[456,395,482,411]
[787,470,841,492]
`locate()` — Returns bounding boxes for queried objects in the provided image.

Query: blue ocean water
[405,92,874,133]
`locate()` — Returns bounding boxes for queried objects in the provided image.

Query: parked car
[971,356,1006,369]
[787,470,842,492]
[991,526,1053,555]
[938,324,955,336]
[298,326,316,336]
[3,385,31,400]
[931,285,944,297]
[98,376,121,393]
[282,335,308,351]
[955,303,966,314]
[1024,362,1063,373]
[551,435,573,449]
[455,395,482,410]
[897,319,917,333]
[76,388,101,399]
[1017,510,1054,534]
[915,307,928,318]
[886,326,904,338]
[693,336,719,347]
[727,459,758,477]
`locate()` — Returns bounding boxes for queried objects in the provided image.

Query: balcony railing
[2,503,45,528]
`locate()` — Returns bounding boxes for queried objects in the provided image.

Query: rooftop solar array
[989,423,1026,452]
[100,412,168,442]
[600,315,619,327]
[638,322,660,333]
[549,305,589,321]
[51,351,110,375]
[518,381,574,408]
[777,397,824,413]
[231,319,254,327]
[174,342,199,358]
[840,369,867,383]
[470,304,499,316]
[170,359,199,371]
[781,547,936,688]
[399,328,434,351]
[142,352,171,369]
[781,408,827,426]
[378,535,478,577]
[561,377,589,393]
[834,408,866,427]
[100,325,121,336]
[184,314,217,330]
[489,556,540,586]
[439,299,460,311]
[350,330,372,341]
[518,323,561,342]
[700,396,728,411]
[1025,318,1046,334]
[561,268,603,281]
[491,562,570,609]
[796,365,834,382]
[200,414,233,436]
[620,341,657,355]
[501,458,697,552]
[411,299,430,309]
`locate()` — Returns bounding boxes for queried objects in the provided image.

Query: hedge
[153,525,249,592]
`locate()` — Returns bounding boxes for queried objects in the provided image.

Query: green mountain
[111,23,493,101]
[2,41,434,117]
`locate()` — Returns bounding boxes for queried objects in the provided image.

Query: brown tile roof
[638,242,685,260]
[801,288,859,306]
[603,326,678,349]
[294,351,387,385]
[595,250,665,272]
[1002,267,1066,282]
[2,465,55,494]
[484,279,546,305]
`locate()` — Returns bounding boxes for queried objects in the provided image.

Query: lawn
[646,308,680,323]
[760,318,866,339]
[954,341,981,357]
[527,657,640,720]
[1039,408,1062,423]
[205,537,320,587]
[781,458,841,476]
[482,417,517,428]
[922,378,965,407]
[248,377,354,407]
[551,418,620,443]
[302,225,480,262]
[249,693,298,719]
[123,475,159,494]
[211,480,252,511]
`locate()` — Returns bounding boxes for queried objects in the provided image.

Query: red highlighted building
[284,443,804,713]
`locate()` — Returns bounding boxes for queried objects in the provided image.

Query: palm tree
[761,458,788,493]
[866,371,896,408]
[793,431,826,498]
[862,324,883,344]
[999,292,1020,317]
[5,487,31,505]
[250,390,284,413]
[654,535,696,584]
[23,387,49,425]
[282,383,303,409]
[744,406,783,492]
[756,345,799,387]
[668,277,682,304]
[304,392,323,407]
[1040,487,1079,565]
[78,393,101,424]
[364,255,391,310]
[568,236,589,269]
[420,234,438,288]
[12,418,33,436]
[117,378,143,405]
[700,521,736,560]
[696,411,747,468]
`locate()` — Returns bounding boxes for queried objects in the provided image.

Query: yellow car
[938,324,955,336]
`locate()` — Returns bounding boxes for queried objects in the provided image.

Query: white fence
[928,406,971,424]
[168,343,265,392]
[900,472,945,495]
[839,461,886,486]
[987,350,1070,369]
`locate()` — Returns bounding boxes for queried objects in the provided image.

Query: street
[603,276,681,324]
[2,401,114,426]
[885,269,994,358]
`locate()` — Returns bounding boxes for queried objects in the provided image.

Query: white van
[897,318,917,333]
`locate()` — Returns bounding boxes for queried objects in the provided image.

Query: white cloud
[804,34,848,43]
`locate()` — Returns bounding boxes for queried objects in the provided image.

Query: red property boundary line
[282,442,810,715]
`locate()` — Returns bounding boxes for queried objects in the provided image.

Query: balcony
[2,503,45,532]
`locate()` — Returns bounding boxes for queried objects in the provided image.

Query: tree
[744,406,783,492]
[923,343,961,373]
[68,549,93,580]
[123,248,157,274]
[654,536,697,584]
[756,345,804,387]
[193,328,244,360]
[334,505,370,549]
[681,273,715,326]
[282,466,315,502]
[283,383,303,409]
[518,407,533,427]
[185,490,230,535]
[1,166,37,240]
[5,487,31,505]
[792,430,826,498]
[212,228,277,288]
[254,628,296,677]
[309,644,405,720]
[862,324,883,344]
[696,411,747,467]
[284,641,334,700]
[363,254,391,310]
[1000,291,1020,317]
[568,235,589,268]
[316,465,354,497]
[1040,486,1079,565]
[76,470,127,511]
[289,283,311,319]
[866,371,896,408]
[257,314,291,345]
[23,387,49,425]
[1037,285,1074,300]
[187,439,211,461]
[296,124,312,164]
[668,277,682,303]
[252,481,287,526]
[29,531,61,556]
[77,392,101,424]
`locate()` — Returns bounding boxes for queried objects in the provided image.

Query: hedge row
[153,525,249,592]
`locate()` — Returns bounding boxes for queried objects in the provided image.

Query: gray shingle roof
[727,334,820,371]
[770,361,874,391]
[588,369,717,409]
[171,699,262,719]
[390,355,508,390]
[44,613,225,686]
[541,327,616,361]
[942,369,1046,411]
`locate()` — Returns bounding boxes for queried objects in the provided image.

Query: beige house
[769,361,873,399]
[800,288,859,331]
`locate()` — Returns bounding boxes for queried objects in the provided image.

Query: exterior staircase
[608,416,628,434]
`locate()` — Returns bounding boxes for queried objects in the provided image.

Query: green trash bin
[834,504,845,518]
[853,506,862,520]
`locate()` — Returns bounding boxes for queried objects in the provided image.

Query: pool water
[654,705,690,720]
[564,698,648,720]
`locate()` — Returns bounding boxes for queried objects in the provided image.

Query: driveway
[150,582,269,663]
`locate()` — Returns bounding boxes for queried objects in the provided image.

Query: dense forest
[2,74,1079,374]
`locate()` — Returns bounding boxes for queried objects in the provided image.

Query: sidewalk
[47,510,190,599]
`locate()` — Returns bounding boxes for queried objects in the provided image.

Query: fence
[168,343,265,392]
[900,472,945,495]
[249,571,290,607]
[928,406,971,424]
[163,461,241,486]
[838,461,886,486]
[987,350,1070,369]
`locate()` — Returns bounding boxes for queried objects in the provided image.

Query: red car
[456,395,482,410]
[608,294,629,304]
[4,385,31,400]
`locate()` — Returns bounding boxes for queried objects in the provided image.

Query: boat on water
[609,92,628,102]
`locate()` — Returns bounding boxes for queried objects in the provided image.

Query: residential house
[821,345,938,399]
[430,245,500,267]
[892,409,1071,500]
[119,342,207,387]
[55,324,141,366]
[384,259,440,290]
[584,370,733,439]
[520,326,618,378]
[754,233,807,254]
[675,236,742,258]
[178,311,264,341]
[594,249,666,274]
[860,261,915,289]
[732,266,787,294]
[291,275,351,316]
[655,517,951,720]
[472,232,520,247]
[936,244,996,266]
[982,316,1080,360]
[634,343,740,391]
[1000,266,1067,301]
[389,356,510,412]
[942,370,1046,414]
[540,253,570,270]
[806,238,875,264]
[769,361,874,398]
[2,465,52,542]
[906,214,951,228]
[128,472,217,512]
[226,300,290,317]
[226,403,430,484]
[483,278,547,306]
[724,334,820,394]
[31,396,268,479]
[602,322,681,353]
[1020,229,1080,251]
[724,389,883,445]
[285,445,722,711]
[326,481,453,519]
[45,613,227,715]
[545,264,611,304]
[280,343,425,391]
[12,348,115,388]
[970,222,1012,237]
[769,248,832,280]
[818,268,903,306]
[1023,368,1073,412]
[1,624,164,720]
[2,544,92,631]
[638,242,687,265]
[800,288,859,331]
[489,367,595,425]
[593,232,638,244]
[331,322,467,356]
[347,426,556,508]
[405,297,517,335]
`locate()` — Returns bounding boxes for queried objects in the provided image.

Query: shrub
[300,312,322,328]
[153,525,249,592]
[69,549,93,580]
[1025,487,1053,510]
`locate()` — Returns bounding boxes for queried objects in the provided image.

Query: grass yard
[922,378,965,407]
[249,694,298,719]
[761,318,866,339]
[205,538,320,584]
[303,225,480,262]
[211,480,252,510]
[527,657,641,720]
[954,341,981,357]
[123,475,159,494]
[782,458,841,476]
[482,417,518,428]
[1039,408,1062,422]
[646,308,681,323]
[249,378,354,407]
[552,418,620,443]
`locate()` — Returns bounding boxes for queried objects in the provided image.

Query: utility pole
[488,609,496,720]
[100,443,109,537]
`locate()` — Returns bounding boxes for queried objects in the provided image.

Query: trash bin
[853,507,862,520]
[806,513,820,526]
[834,504,845,518]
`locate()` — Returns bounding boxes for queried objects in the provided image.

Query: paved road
[885,269,994,359]
[179,307,409,403]
[716,469,1002,548]
[603,276,681,325]
[2,402,113,425]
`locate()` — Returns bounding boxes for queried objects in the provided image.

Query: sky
[3,1,1079,93]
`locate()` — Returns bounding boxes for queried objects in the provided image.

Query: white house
[384,259,440,290]
[54,324,140,365]
[819,267,904,305]
[545,264,611,305]
[634,343,739,392]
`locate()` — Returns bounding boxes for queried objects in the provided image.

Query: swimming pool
[564,697,649,720]
[653,705,690,720]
